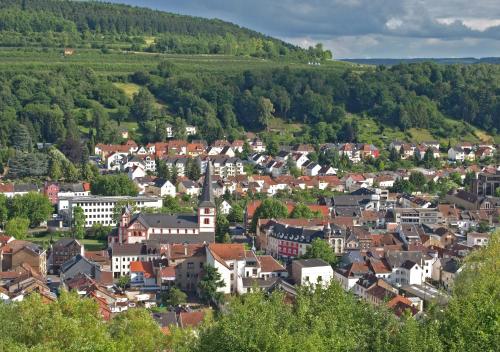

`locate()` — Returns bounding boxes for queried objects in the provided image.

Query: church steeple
[199,160,215,208]
[198,160,216,238]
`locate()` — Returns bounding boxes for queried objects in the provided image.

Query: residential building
[291,258,334,288]
[60,195,163,228]
[49,238,84,274]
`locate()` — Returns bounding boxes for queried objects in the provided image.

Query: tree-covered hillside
[0,0,331,60]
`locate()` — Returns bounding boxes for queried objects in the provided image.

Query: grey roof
[60,254,98,277]
[53,238,81,249]
[152,311,178,328]
[112,243,149,256]
[14,183,39,193]
[401,260,418,270]
[148,232,215,244]
[269,222,324,244]
[60,183,85,193]
[199,161,215,207]
[293,258,330,268]
[385,251,423,269]
[441,258,461,274]
[332,195,373,207]
[134,213,199,229]
[242,277,281,288]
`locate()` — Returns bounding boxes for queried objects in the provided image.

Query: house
[439,258,462,291]
[60,254,112,286]
[0,240,47,276]
[466,232,490,247]
[219,200,232,215]
[445,190,494,211]
[205,243,286,294]
[205,243,248,294]
[185,125,197,136]
[128,164,146,180]
[165,243,206,292]
[291,258,333,288]
[178,180,201,197]
[472,170,500,197]
[44,182,60,205]
[148,179,176,198]
[49,238,84,274]
[111,243,160,278]
[249,138,266,152]
[130,261,157,288]
[334,262,371,291]
[475,147,494,160]
[304,162,321,177]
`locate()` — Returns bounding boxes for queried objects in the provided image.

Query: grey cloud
[107,0,500,57]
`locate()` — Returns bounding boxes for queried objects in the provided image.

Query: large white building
[59,195,163,227]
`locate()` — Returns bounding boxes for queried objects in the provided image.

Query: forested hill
[0,0,331,60]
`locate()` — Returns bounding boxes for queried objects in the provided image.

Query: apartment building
[60,195,163,227]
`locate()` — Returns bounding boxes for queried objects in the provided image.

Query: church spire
[199,160,215,208]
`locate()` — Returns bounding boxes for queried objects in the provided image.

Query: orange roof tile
[258,255,286,273]
[179,311,206,329]
[129,261,154,278]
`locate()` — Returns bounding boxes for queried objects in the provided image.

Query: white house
[304,162,322,176]
[219,200,232,215]
[128,164,146,180]
[129,261,157,288]
[391,260,423,286]
[185,125,197,136]
[291,259,334,288]
[448,147,465,162]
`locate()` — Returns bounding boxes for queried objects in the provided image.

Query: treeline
[0,1,332,60]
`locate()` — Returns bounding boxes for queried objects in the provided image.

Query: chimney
[183,242,188,256]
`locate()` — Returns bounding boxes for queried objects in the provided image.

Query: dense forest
[0,0,332,60]
[0,59,499,177]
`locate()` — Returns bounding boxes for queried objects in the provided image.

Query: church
[109,163,216,246]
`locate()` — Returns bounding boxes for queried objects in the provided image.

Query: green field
[0,47,355,76]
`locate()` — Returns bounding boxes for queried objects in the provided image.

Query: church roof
[199,161,215,207]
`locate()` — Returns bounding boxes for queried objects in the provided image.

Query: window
[187,262,194,269]
[204,218,210,225]
[204,208,210,214]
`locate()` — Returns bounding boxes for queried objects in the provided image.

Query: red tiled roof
[130,261,154,278]
[208,243,246,262]
[257,255,286,273]
[160,266,176,279]
[0,183,14,193]
[179,311,206,328]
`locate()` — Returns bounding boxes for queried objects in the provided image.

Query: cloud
[107,0,500,58]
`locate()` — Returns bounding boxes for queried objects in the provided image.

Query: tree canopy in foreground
[0,233,498,351]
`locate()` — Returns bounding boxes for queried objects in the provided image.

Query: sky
[107,0,500,59]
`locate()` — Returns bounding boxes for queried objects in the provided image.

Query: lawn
[29,233,107,251]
